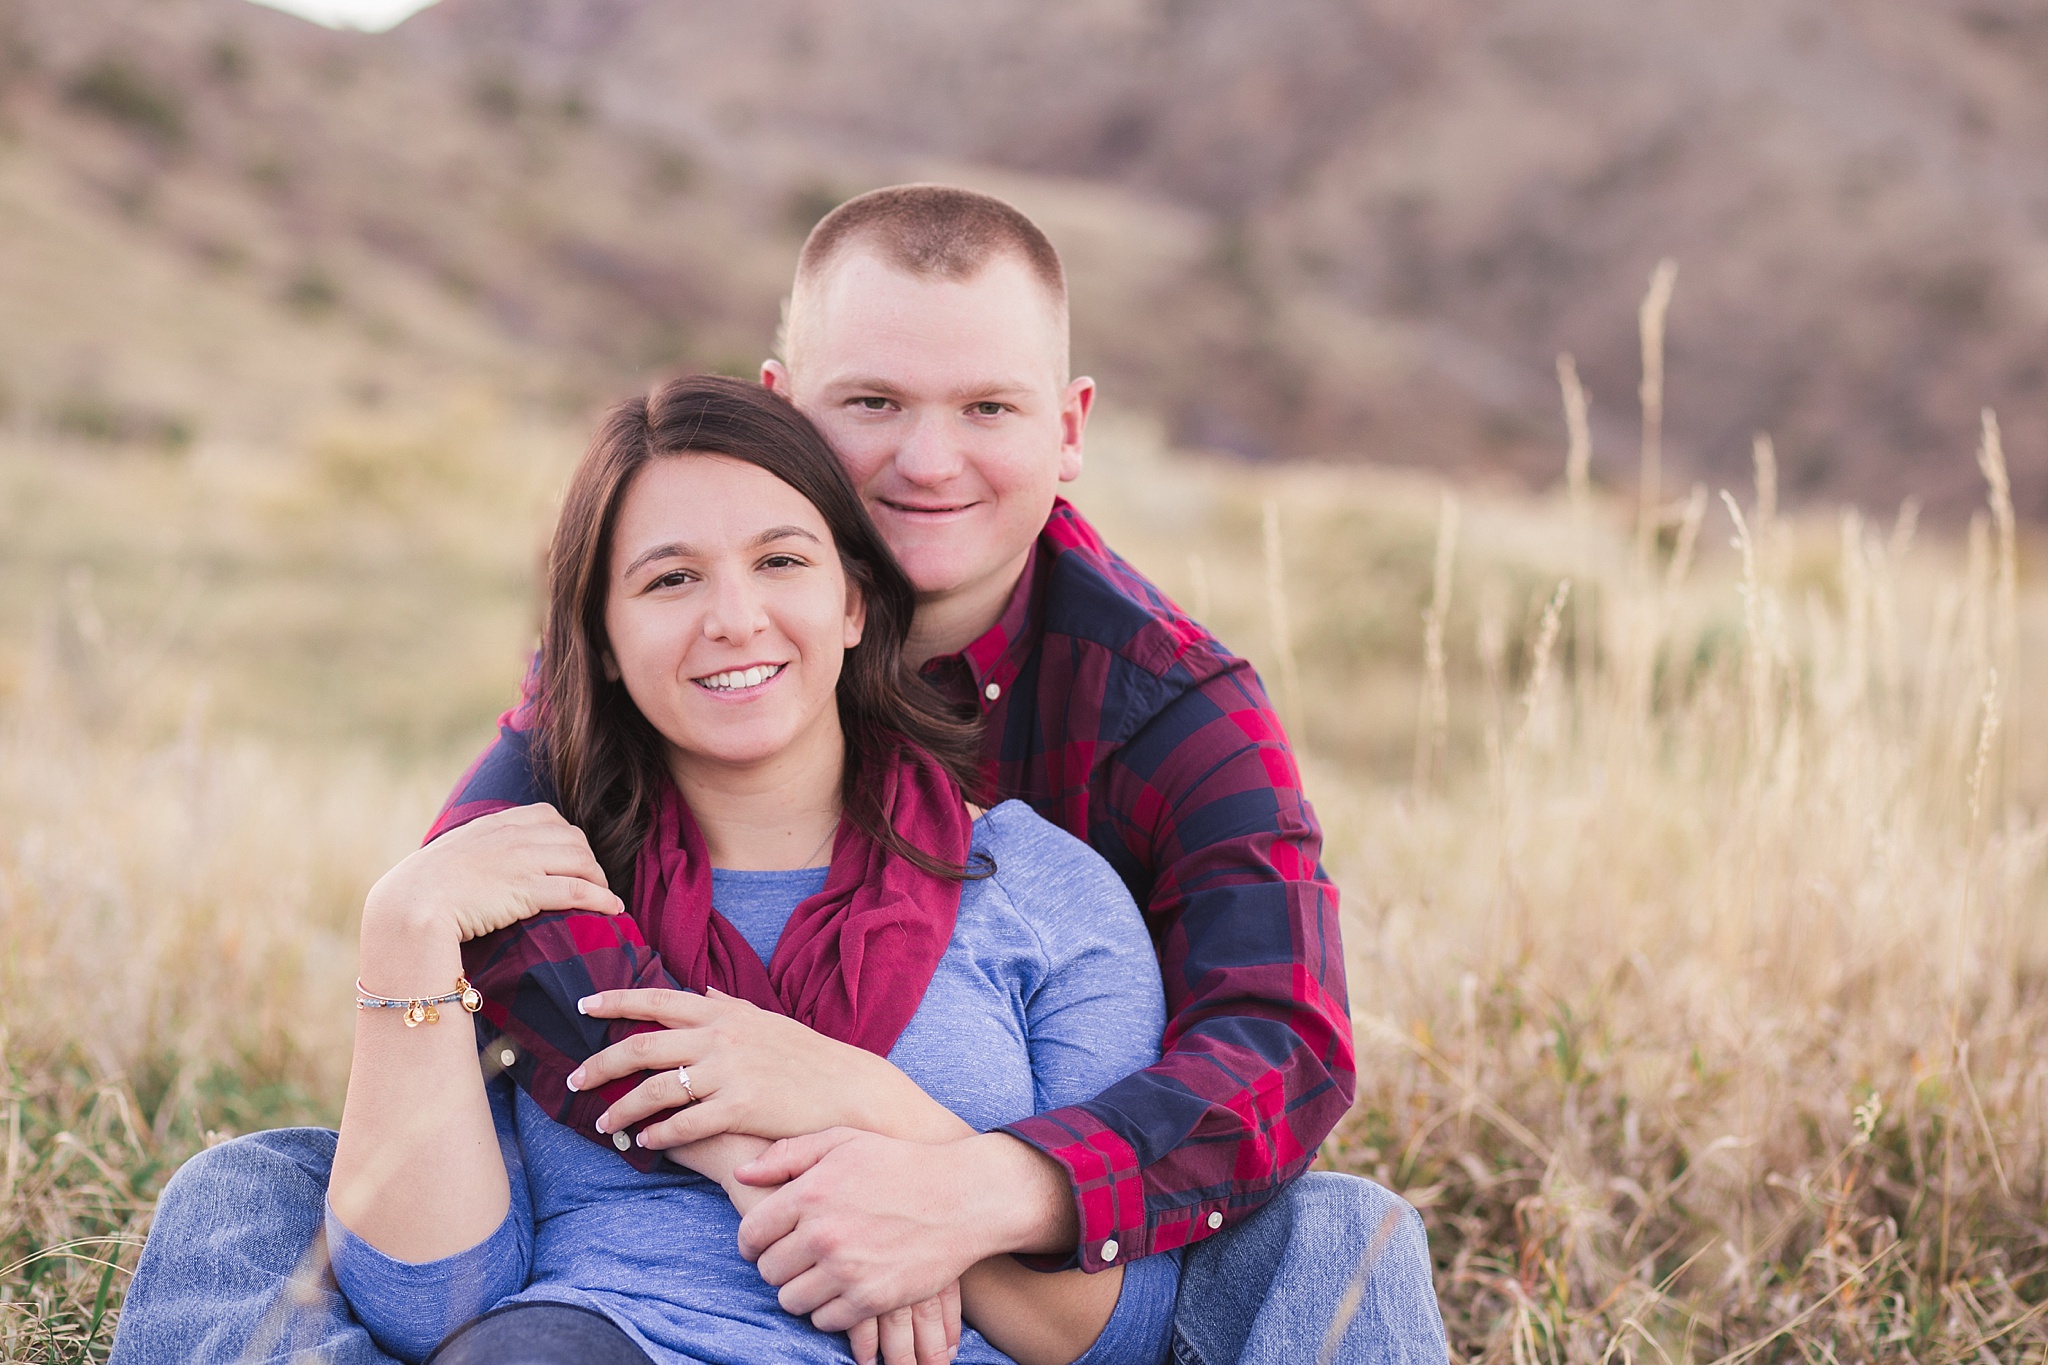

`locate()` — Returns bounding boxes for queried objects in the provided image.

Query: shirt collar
[930,536,1045,716]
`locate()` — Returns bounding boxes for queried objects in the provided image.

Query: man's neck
[905,546,1033,668]
[668,718,845,871]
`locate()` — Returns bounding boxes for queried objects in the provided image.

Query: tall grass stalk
[1263,497,1306,745]
[1416,494,1461,795]
[1635,259,1679,568]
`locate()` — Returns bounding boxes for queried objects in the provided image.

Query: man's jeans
[108,1128,1448,1365]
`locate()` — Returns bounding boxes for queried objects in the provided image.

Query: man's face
[764,248,1093,619]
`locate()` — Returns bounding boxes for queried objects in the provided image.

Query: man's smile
[876,498,980,518]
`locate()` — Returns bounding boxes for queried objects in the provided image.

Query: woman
[324,376,1177,1365]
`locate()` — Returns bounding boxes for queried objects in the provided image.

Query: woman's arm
[662,1132,774,1211]
[330,911,507,1261]
[572,987,974,1150]
[327,1079,537,1361]
[329,805,623,1262]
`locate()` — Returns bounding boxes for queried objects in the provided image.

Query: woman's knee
[1183,1172,1433,1300]
[1299,1172,1428,1263]
[154,1128,339,1224]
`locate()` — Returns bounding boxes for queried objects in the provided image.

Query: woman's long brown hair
[537,374,986,895]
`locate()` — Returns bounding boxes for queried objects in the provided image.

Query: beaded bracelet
[356,976,484,1028]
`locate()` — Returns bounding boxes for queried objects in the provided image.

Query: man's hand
[658,1131,962,1365]
[733,1128,1077,1332]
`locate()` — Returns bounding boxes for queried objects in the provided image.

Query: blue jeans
[429,1303,654,1364]
[109,1129,1447,1365]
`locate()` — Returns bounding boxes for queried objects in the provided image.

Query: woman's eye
[760,554,807,570]
[648,570,693,589]
[854,397,892,412]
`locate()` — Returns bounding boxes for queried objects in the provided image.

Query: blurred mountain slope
[3,0,2044,515]
[399,0,2048,514]
[0,0,802,448]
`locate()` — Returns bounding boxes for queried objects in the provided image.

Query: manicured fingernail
[566,1070,583,1091]
[577,996,594,1014]
[635,1132,648,1147]
[593,1115,607,1133]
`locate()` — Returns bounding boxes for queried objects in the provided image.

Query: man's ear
[761,359,791,394]
[1057,376,1095,484]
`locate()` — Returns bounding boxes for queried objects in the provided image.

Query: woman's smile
[691,662,789,695]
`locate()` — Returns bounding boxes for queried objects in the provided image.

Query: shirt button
[1207,1211,1224,1230]
[984,682,1001,701]
[1099,1240,1119,1262]
[612,1131,631,1151]
[499,1048,516,1068]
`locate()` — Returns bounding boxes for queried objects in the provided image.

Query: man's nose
[892,412,966,486]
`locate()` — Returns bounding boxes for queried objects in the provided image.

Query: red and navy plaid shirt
[432,498,1353,1272]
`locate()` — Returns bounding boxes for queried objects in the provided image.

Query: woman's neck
[669,716,846,872]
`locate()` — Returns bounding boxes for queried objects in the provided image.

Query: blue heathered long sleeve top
[327,801,1179,1364]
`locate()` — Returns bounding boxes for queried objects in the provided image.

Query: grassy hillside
[4,351,2047,1359]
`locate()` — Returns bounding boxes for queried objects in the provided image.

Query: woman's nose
[700,574,767,642]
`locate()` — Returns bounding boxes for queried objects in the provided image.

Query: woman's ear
[843,578,867,649]
[601,647,622,682]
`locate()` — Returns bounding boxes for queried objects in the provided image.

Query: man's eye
[971,402,1005,417]
[855,397,892,412]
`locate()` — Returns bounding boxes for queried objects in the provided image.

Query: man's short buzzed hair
[779,185,1072,379]
[797,184,1067,304]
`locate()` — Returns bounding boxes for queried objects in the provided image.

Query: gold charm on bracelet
[360,976,482,1027]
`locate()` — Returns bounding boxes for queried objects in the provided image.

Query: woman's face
[603,453,865,780]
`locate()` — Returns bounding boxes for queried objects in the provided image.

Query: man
[112,187,1447,1365]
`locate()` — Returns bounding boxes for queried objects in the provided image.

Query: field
[2,357,2046,1362]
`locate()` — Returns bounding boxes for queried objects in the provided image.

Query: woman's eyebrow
[622,542,693,577]
[622,527,821,577]
[752,525,823,548]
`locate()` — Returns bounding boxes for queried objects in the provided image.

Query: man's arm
[1000,657,1354,1270]
[428,693,552,840]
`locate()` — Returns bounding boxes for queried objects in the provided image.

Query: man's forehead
[787,245,1069,383]
[803,251,1059,330]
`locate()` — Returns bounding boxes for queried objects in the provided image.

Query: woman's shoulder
[966,801,1147,943]
[971,799,1105,875]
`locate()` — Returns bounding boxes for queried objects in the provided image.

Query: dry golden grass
[3,382,2046,1360]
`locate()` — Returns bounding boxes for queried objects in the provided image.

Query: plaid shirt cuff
[1000,1108,1151,1273]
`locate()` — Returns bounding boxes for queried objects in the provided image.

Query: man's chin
[893,548,985,599]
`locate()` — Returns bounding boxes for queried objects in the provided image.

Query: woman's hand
[362,804,623,946]
[848,1285,962,1365]
[569,988,973,1150]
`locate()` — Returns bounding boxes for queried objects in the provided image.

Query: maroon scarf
[462,741,971,1168]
